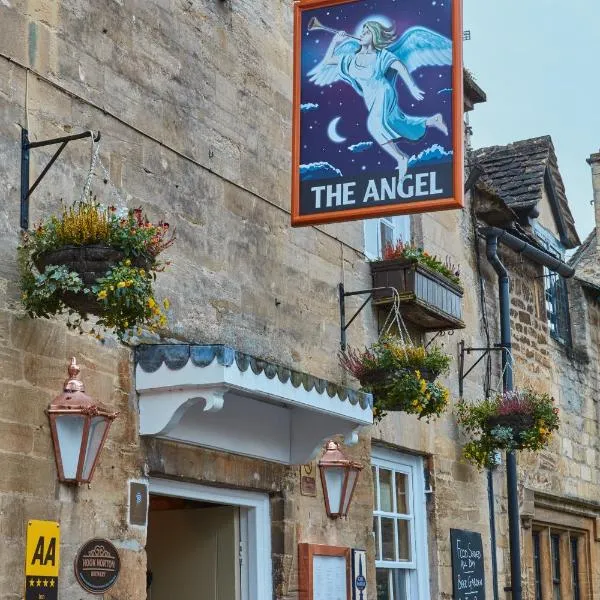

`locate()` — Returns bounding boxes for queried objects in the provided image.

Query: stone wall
[0,1,376,599]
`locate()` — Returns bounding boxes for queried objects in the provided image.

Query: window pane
[380,221,394,253]
[551,534,561,600]
[571,537,580,600]
[376,568,408,600]
[372,466,378,510]
[397,520,411,561]
[381,518,395,561]
[533,532,542,600]
[379,469,393,513]
[374,517,381,561]
[395,472,408,514]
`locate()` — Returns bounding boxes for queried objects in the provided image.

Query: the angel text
[310,171,443,208]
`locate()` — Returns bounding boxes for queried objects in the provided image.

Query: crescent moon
[327,117,347,144]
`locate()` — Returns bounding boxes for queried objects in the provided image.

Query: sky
[463,0,600,241]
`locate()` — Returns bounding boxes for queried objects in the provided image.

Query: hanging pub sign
[291,0,463,226]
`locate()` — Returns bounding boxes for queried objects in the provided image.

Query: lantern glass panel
[342,468,359,515]
[82,417,110,480]
[55,415,85,479]
[323,466,345,514]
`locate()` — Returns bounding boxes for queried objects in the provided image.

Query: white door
[148,479,272,600]
[147,504,241,600]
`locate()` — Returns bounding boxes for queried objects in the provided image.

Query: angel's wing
[307,38,360,87]
[387,26,452,73]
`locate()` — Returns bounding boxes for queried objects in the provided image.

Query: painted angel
[308,20,452,179]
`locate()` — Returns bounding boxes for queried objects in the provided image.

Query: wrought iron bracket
[20,128,101,230]
[458,340,506,397]
[338,283,396,350]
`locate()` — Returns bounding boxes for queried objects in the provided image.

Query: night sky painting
[293,0,461,224]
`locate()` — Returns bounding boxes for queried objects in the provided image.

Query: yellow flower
[123,321,129,328]
[124,259,131,266]
[419,378,427,393]
[412,400,419,407]
[97,290,108,299]
[117,281,127,288]
[110,285,115,291]
[148,298,156,308]
[415,370,421,379]
[163,298,170,309]
[139,269,146,276]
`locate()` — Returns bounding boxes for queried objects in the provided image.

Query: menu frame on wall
[298,543,351,600]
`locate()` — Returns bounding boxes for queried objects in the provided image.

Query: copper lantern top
[49,357,116,417]
[319,440,362,469]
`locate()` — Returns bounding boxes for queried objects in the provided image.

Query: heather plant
[456,389,560,469]
[340,335,451,422]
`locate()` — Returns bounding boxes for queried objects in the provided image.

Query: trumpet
[307,17,360,41]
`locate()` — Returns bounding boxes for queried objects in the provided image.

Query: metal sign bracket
[338,283,396,351]
[20,128,101,230]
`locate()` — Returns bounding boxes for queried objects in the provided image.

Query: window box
[370,258,465,331]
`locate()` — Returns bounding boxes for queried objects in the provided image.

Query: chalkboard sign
[450,529,485,600]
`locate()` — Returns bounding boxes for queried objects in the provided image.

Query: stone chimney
[587,150,600,245]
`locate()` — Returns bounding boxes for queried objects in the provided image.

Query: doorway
[147,479,272,600]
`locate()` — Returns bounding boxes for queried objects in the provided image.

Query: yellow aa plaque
[25,520,60,600]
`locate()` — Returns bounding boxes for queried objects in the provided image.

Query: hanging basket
[485,413,536,448]
[33,244,149,316]
[34,244,126,284]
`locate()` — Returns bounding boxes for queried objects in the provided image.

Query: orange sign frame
[291,0,464,226]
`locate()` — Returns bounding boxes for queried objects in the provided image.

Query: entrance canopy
[135,345,373,464]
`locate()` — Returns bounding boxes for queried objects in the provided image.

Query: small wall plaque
[129,481,149,526]
[74,538,120,594]
[351,549,367,600]
[300,462,318,497]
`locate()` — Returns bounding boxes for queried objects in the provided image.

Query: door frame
[149,478,272,600]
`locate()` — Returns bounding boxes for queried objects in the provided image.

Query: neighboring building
[0,3,599,600]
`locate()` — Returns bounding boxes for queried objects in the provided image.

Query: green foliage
[340,335,451,422]
[380,240,461,285]
[456,389,560,469]
[19,199,174,342]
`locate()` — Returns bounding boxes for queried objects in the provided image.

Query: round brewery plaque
[74,538,121,594]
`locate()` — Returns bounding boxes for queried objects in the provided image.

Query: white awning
[135,345,373,465]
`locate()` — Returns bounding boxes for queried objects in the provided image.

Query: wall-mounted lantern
[319,440,363,519]
[47,357,118,484]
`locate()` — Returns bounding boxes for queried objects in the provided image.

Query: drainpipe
[482,227,574,600]
[485,233,519,600]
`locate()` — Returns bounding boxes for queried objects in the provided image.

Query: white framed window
[364,216,411,260]
[372,447,430,600]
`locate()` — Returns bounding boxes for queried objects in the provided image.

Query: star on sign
[29,579,35,587]
[49,579,56,587]
[43,579,48,587]
[37,579,42,587]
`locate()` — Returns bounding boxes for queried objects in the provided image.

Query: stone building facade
[0,2,599,600]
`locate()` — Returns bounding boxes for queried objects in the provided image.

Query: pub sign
[292,0,464,226]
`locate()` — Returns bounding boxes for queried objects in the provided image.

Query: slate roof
[570,228,600,290]
[471,136,580,248]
